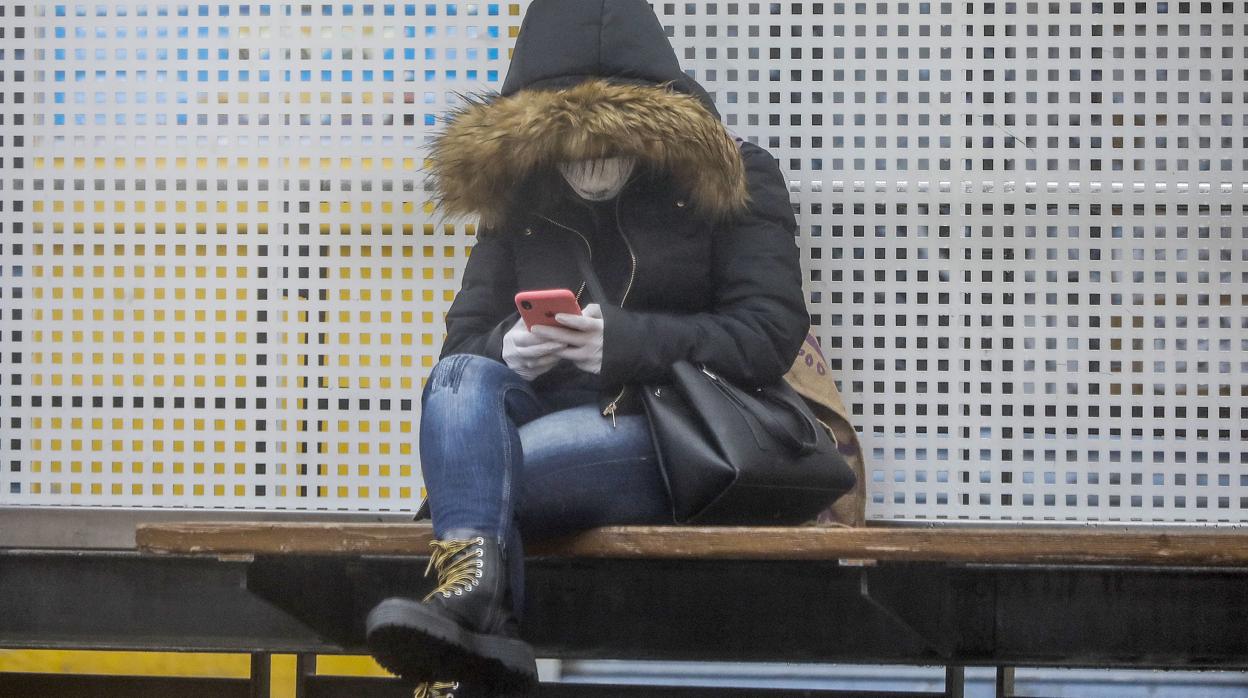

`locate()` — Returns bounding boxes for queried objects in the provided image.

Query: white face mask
[557,156,637,201]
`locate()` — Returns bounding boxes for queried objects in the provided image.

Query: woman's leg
[515,405,672,542]
[503,405,670,624]
[419,353,549,542]
[367,354,549,687]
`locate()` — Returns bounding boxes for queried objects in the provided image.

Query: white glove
[502,316,567,381]
[531,303,604,375]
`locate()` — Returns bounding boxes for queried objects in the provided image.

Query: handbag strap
[570,202,824,453]
[571,236,611,309]
[572,188,826,457]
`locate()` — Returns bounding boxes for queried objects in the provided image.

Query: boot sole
[365,597,538,693]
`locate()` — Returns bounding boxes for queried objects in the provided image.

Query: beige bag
[782,332,867,527]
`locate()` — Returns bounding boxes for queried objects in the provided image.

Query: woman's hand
[502,317,567,381]
[531,303,604,375]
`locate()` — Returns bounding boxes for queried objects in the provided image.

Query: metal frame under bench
[1,522,1246,697]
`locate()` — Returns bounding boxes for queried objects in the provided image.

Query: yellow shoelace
[413,680,459,698]
[421,536,485,602]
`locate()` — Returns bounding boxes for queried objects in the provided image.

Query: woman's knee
[425,354,518,398]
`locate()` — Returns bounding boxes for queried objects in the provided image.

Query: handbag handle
[700,365,821,455]
[754,384,823,454]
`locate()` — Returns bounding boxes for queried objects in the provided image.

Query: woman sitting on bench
[363,0,809,695]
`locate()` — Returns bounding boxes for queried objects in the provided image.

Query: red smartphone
[515,289,582,330]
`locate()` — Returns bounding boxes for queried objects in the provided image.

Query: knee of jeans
[426,353,514,396]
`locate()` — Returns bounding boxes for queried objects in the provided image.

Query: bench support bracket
[857,566,961,658]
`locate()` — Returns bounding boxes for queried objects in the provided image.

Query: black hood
[426,0,747,227]
[499,0,721,120]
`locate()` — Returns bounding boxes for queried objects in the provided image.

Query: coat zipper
[601,189,638,427]
[533,213,591,304]
[613,185,639,307]
[533,185,639,428]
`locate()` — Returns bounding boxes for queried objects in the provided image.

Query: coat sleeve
[439,226,520,362]
[597,141,809,387]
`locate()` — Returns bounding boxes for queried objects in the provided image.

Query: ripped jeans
[418,353,673,619]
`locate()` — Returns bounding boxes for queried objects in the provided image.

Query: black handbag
[641,360,855,524]
[572,243,856,525]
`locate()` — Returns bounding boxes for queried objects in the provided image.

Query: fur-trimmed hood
[426,0,748,228]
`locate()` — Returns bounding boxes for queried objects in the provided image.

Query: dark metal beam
[994,667,1015,698]
[0,549,334,653]
[249,653,271,698]
[943,666,965,698]
[294,653,316,698]
[1,550,1247,671]
[0,672,251,698]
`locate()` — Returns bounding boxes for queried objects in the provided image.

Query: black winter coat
[427,0,809,416]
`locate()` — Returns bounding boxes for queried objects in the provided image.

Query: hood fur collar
[427,79,748,228]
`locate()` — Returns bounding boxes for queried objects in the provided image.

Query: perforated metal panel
[0,2,1244,522]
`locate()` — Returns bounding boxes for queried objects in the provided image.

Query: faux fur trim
[427,79,748,228]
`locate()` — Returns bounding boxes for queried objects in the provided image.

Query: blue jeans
[419,354,673,619]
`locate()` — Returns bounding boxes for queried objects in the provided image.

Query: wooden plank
[303,675,940,698]
[135,522,1248,567]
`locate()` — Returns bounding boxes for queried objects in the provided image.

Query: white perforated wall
[0,2,1244,522]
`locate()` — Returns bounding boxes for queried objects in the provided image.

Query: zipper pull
[603,385,628,428]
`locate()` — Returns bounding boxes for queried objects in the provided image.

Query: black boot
[410,677,535,698]
[366,530,537,693]
[412,680,460,698]
[410,677,534,698]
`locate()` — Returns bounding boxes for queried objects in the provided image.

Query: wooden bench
[137,521,1248,566]
[126,521,1248,697]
